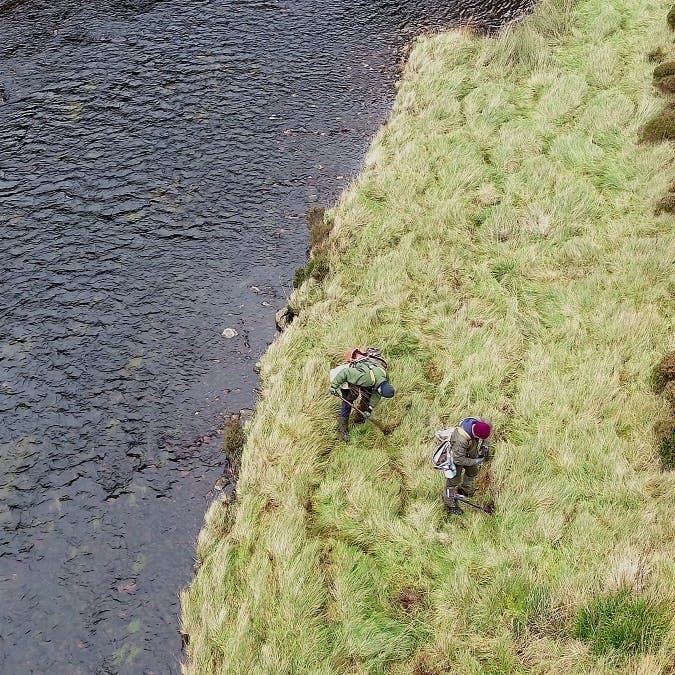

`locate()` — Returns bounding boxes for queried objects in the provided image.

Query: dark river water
[0,0,533,673]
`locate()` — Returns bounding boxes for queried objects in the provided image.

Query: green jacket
[331,360,389,408]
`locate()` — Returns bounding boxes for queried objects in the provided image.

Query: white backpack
[432,429,457,479]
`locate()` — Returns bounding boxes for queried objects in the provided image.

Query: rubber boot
[337,418,350,442]
[443,486,463,515]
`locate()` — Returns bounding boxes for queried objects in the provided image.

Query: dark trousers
[443,465,479,506]
[339,385,372,422]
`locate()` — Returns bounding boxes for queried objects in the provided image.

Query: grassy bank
[182,0,675,672]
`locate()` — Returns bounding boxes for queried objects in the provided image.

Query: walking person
[330,348,395,441]
[433,417,491,515]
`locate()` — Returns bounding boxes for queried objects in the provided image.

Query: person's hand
[330,386,338,396]
[480,444,490,459]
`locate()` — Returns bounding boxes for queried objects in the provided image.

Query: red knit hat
[473,421,491,439]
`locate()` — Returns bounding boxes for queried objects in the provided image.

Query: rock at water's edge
[275,306,293,332]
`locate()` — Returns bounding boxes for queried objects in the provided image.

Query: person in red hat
[433,417,492,515]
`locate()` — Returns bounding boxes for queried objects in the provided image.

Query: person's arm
[478,418,491,457]
[451,433,484,466]
[331,366,356,389]
[479,438,490,458]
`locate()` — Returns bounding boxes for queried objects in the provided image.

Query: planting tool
[454,494,494,516]
[333,392,390,434]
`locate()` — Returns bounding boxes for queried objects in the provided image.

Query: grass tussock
[654,61,675,78]
[182,0,675,672]
[639,106,675,142]
[574,589,670,657]
[223,415,245,456]
[655,351,675,469]
[668,5,675,29]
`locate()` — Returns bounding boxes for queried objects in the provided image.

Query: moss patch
[294,206,334,288]
[308,205,331,248]
[294,250,330,288]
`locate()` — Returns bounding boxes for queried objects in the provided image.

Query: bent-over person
[330,348,394,441]
[433,417,491,515]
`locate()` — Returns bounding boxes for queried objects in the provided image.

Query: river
[0,1,533,673]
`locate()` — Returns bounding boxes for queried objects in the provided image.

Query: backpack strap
[432,440,450,468]
[432,440,457,478]
[456,426,471,441]
[356,360,387,385]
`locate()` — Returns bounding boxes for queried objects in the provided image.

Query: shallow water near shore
[0,0,533,672]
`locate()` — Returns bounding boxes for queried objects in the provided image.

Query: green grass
[574,589,670,657]
[181,0,675,672]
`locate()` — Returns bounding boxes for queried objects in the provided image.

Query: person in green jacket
[330,350,395,441]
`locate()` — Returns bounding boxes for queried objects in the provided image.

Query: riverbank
[182,0,675,671]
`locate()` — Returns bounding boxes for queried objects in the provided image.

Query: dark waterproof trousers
[339,385,373,422]
[443,465,479,506]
